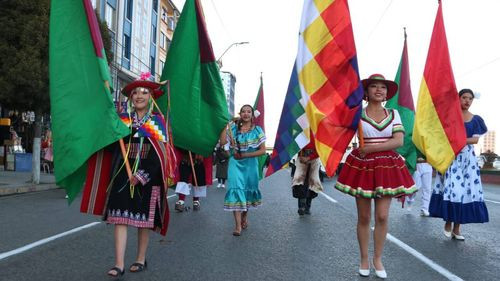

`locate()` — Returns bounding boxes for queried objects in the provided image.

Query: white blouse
[360,108,405,145]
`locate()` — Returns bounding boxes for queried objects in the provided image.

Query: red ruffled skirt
[335,149,416,198]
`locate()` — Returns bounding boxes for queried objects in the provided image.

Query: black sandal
[107,267,124,278]
[129,260,148,273]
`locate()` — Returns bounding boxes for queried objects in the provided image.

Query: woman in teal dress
[219,104,266,236]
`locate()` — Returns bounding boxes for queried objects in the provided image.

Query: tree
[96,10,114,64]
[0,0,50,114]
[0,0,49,183]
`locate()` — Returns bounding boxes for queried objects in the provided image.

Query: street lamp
[216,41,249,68]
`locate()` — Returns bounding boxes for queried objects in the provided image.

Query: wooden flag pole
[104,81,133,180]
[358,121,365,148]
[188,151,199,186]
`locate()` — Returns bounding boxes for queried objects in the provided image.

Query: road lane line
[0,194,178,261]
[0,222,101,261]
[485,199,500,204]
[319,191,338,203]
[383,230,464,281]
[320,191,463,280]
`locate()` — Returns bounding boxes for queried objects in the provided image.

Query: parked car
[493,158,500,170]
[477,156,486,169]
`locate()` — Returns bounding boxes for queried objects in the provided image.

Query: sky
[171,0,500,153]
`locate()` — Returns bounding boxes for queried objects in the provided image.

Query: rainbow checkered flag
[266,0,363,177]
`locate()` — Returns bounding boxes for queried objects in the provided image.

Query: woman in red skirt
[335,74,416,279]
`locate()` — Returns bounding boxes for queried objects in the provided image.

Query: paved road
[0,170,499,280]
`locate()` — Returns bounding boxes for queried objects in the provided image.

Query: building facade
[220,71,236,117]
[91,0,179,105]
[157,0,180,81]
[481,130,496,153]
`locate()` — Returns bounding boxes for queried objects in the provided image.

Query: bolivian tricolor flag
[413,1,466,174]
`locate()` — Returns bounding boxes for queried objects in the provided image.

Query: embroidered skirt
[335,149,416,198]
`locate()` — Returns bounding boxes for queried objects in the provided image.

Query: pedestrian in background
[291,132,322,215]
[215,141,230,188]
[174,148,211,212]
[429,88,489,240]
[219,104,266,236]
[406,152,433,216]
[335,74,416,279]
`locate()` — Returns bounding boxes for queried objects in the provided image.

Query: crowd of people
[71,74,488,279]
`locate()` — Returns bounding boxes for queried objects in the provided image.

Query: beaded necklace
[132,112,151,128]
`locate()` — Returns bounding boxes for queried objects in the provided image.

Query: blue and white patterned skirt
[429,145,489,223]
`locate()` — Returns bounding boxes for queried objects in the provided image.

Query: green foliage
[0,0,50,113]
[95,10,114,64]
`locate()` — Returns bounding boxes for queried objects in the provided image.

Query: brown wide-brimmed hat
[361,74,398,100]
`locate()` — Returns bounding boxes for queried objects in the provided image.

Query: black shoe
[298,208,305,216]
[304,208,311,215]
[129,260,147,273]
[107,267,125,278]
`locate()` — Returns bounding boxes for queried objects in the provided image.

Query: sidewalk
[0,170,59,196]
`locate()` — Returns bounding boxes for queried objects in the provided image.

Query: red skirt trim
[335,149,416,198]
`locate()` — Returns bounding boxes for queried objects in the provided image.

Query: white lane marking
[0,194,178,261]
[0,222,101,261]
[383,230,464,281]
[485,199,500,204]
[319,191,338,203]
[320,191,463,280]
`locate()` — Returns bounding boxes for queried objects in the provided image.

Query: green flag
[158,0,229,156]
[49,0,129,202]
[386,31,417,174]
[253,75,266,179]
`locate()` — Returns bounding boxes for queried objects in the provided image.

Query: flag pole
[188,151,199,186]
[104,81,133,180]
[358,122,365,148]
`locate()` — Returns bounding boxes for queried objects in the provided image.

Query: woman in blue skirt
[219,105,266,236]
[429,88,489,240]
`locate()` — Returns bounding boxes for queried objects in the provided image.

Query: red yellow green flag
[49,0,129,202]
[413,1,466,174]
[158,0,229,157]
[253,75,266,179]
[386,31,417,174]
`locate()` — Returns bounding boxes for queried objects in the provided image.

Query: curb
[0,184,60,196]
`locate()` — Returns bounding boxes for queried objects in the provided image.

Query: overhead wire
[208,0,233,41]
[365,0,394,42]
[457,57,500,78]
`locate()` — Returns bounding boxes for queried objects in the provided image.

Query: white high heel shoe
[375,268,387,279]
[358,267,370,277]
[452,232,465,241]
[372,261,387,279]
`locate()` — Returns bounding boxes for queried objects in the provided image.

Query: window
[151,24,157,43]
[167,16,175,30]
[123,34,131,60]
[166,38,171,50]
[150,56,156,76]
[105,3,115,31]
[161,7,167,21]
[160,32,166,49]
[159,60,164,73]
[152,0,158,12]
[125,0,133,21]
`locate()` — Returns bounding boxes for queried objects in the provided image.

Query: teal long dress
[224,124,266,211]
